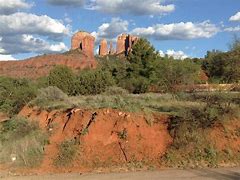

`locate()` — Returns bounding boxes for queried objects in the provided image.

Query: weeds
[0,117,48,167]
[54,140,78,167]
[163,92,240,168]
[118,128,128,140]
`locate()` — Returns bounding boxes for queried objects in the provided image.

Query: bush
[75,69,115,95]
[120,77,150,94]
[30,86,69,110]
[48,66,76,95]
[0,117,48,167]
[54,140,78,167]
[0,77,37,115]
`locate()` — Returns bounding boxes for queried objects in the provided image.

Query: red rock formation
[99,39,108,56]
[109,41,115,55]
[71,31,95,57]
[116,34,128,54]
[116,34,139,55]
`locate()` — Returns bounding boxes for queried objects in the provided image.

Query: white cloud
[166,49,188,60]
[224,26,240,32]
[91,18,129,43]
[0,0,33,15]
[159,49,188,60]
[0,12,70,55]
[159,50,165,57]
[88,0,175,16]
[229,12,240,22]
[0,34,68,55]
[0,12,70,40]
[0,54,16,61]
[131,21,219,40]
[47,0,85,6]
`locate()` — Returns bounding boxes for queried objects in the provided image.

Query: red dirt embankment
[0,51,97,79]
[19,106,172,173]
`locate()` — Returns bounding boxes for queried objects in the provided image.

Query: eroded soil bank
[17,106,172,173]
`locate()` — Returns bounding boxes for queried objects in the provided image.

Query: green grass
[0,117,48,167]
[30,92,205,115]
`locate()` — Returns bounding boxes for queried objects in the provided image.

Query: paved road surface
[1,168,240,180]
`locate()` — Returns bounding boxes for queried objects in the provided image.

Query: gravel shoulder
[1,168,240,180]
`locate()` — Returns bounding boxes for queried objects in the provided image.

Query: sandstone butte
[99,34,139,56]
[0,31,138,79]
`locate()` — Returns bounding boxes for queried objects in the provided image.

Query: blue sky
[0,0,240,60]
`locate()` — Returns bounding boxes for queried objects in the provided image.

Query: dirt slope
[19,106,172,173]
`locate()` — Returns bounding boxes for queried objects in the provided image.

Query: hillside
[0,50,97,79]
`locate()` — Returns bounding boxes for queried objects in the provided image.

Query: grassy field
[30,87,239,117]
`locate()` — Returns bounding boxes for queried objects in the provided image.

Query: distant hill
[0,49,97,79]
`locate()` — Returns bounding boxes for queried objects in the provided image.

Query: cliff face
[99,39,108,56]
[71,31,95,58]
[98,34,139,57]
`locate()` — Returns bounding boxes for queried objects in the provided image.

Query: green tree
[155,59,201,92]
[127,38,159,79]
[202,50,240,83]
[119,38,159,93]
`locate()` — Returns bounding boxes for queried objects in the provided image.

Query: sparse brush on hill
[163,92,240,168]
[0,117,48,167]
[29,86,70,110]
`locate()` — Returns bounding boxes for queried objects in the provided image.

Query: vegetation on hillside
[0,117,48,167]
[0,37,239,169]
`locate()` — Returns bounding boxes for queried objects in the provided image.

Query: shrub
[120,77,150,94]
[30,86,69,110]
[0,77,37,115]
[0,117,48,167]
[75,69,115,95]
[48,66,76,95]
[54,140,78,167]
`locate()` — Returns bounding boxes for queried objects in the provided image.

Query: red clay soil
[0,112,8,123]
[209,119,240,153]
[19,106,173,173]
[0,50,97,79]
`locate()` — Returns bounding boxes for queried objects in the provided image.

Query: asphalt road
[1,168,240,180]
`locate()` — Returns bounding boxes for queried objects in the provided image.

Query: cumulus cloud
[0,12,70,55]
[91,18,129,43]
[159,50,188,60]
[88,0,175,16]
[131,21,219,40]
[0,0,33,15]
[0,54,17,61]
[0,12,69,40]
[229,12,240,22]
[224,26,240,32]
[165,49,188,60]
[47,0,85,6]
[0,34,68,55]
